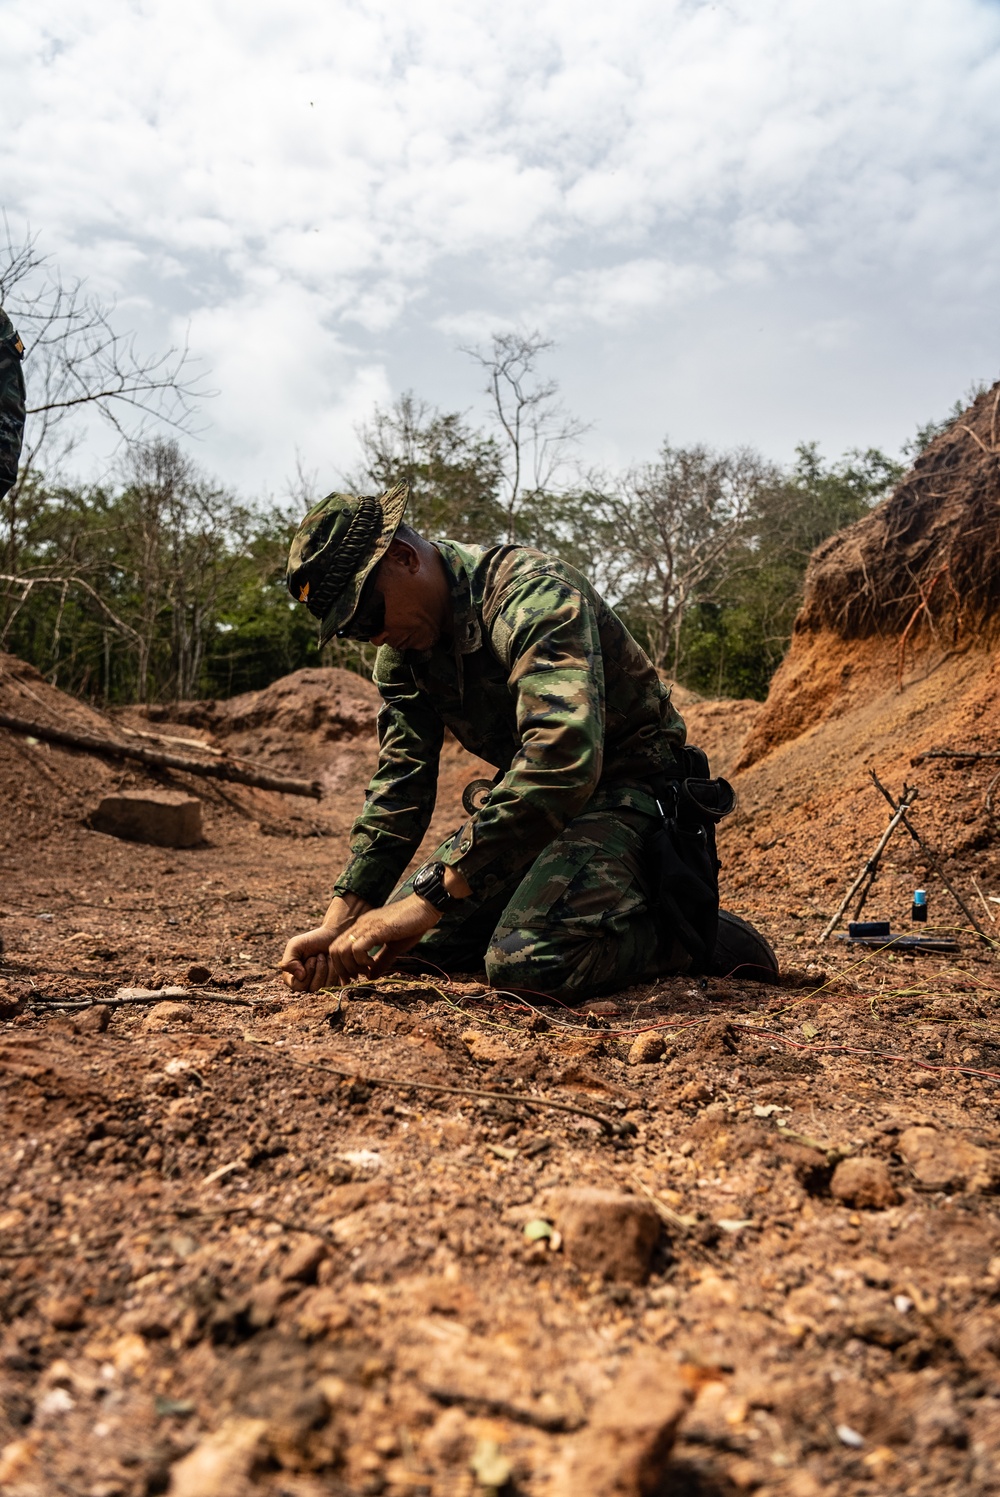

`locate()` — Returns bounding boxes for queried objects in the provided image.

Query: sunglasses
[337,570,385,642]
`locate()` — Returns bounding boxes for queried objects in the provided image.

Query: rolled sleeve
[332,648,444,905]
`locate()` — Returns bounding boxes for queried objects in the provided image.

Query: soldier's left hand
[327,894,442,982]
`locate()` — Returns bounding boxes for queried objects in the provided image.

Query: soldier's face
[369,539,451,653]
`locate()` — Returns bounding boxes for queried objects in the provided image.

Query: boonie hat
[286,481,409,644]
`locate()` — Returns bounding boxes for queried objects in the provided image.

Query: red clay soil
[3,408,1000,1497]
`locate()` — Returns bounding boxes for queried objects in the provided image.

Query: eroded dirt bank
[2,638,1000,1496]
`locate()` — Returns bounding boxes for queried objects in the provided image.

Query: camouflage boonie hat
[286,481,409,644]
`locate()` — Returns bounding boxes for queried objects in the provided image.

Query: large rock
[551,1357,692,1497]
[897,1127,1000,1194]
[91,790,202,848]
[830,1156,900,1209]
[548,1188,660,1284]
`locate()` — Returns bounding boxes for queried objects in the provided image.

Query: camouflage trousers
[390,804,688,1002]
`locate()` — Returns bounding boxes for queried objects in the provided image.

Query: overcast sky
[5,0,1000,499]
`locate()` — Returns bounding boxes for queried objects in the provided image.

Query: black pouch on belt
[647,745,737,972]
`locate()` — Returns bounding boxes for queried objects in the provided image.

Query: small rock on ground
[39,1294,85,1330]
[73,1004,110,1034]
[830,1156,900,1209]
[897,1126,1000,1194]
[167,1416,269,1497]
[279,1235,329,1283]
[552,1356,692,1497]
[144,1001,194,1031]
[628,1032,665,1064]
[462,1028,519,1063]
[547,1188,660,1284]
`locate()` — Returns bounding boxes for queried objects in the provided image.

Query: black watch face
[414,863,447,905]
[416,868,443,898]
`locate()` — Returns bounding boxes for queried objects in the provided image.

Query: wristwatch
[412,861,455,911]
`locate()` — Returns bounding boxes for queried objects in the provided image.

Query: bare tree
[1,218,206,580]
[461,331,587,542]
[594,443,784,674]
[112,438,256,701]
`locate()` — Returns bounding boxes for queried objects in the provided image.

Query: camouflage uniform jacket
[333,539,687,905]
[0,309,26,500]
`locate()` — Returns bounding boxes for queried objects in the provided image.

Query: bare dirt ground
[3,631,1000,1497]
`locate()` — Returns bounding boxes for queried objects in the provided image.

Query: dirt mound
[0,657,495,887]
[145,665,379,741]
[114,666,382,791]
[800,381,1000,641]
[0,654,139,848]
[0,652,119,736]
[737,384,1000,771]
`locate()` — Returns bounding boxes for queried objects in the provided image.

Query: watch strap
[412,861,453,911]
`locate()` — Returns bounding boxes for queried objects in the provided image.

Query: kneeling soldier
[279,484,765,1000]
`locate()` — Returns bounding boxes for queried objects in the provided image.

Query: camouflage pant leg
[392,807,681,1000]
[484,807,673,1001]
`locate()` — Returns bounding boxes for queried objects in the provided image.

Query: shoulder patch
[490,613,514,667]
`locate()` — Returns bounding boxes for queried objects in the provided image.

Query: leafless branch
[461,331,588,541]
[1,219,209,480]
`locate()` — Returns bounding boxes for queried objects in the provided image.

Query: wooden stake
[869,771,993,947]
[819,788,918,943]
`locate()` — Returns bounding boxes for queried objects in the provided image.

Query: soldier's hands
[279,894,373,993]
[326,894,442,982]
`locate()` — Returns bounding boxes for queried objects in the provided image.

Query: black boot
[709,909,779,981]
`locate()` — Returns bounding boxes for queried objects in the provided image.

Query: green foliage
[354,394,507,543]
[589,443,785,678]
[673,443,903,700]
[0,352,937,712]
[0,266,983,712]
[198,540,319,701]
[904,381,990,458]
[1,437,322,702]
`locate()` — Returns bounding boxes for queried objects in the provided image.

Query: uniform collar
[433,540,484,656]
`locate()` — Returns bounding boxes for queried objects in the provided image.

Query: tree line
[3,227,955,707]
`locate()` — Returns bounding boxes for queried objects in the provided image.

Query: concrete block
[90,790,202,848]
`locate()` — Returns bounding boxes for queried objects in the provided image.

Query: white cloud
[2,0,999,488]
[175,283,392,495]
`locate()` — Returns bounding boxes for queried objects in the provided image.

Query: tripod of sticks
[819,770,994,946]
